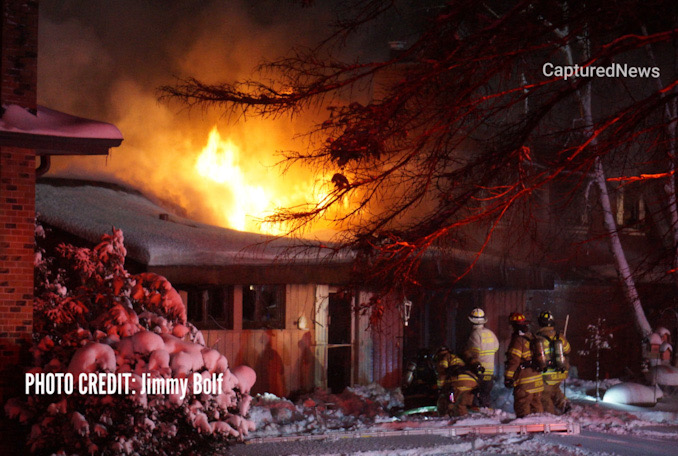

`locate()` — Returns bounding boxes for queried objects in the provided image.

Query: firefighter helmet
[509,312,530,329]
[509,312,527,324]
[468,308,487,325]
[538,310,555,327]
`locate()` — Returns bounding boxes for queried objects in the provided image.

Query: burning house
[6,4,677,437]
[35,177,404,397]
[36,175,637,399]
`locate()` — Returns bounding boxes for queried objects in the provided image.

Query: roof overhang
[0,104,123,155]
[149,262,354,286]
[417,247,556,290]
[0,131,122,155]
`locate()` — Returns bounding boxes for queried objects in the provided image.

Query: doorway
[326,291,352,393]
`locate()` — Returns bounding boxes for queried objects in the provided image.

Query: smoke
[37,0,370,231]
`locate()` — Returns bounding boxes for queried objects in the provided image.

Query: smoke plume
[38,0,380,233]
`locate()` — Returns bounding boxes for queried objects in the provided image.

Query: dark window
[186,289,204,322]
[242,284,286,329]
[208,287,226,321]
[623,196,645,227]
[182,286,233,329]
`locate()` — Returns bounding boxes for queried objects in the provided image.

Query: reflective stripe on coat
[505,333,544,393]
[467,326,499,376]
[536,326,571,385]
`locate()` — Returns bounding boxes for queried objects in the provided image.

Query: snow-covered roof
[0,104,122,155]
[36,180,344,271]
[649,333,663,345]
[36,179,556,288]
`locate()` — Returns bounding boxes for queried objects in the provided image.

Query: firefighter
[536,310,572,414]
[465,307,499,408]
[434,347,482,417]
[504,312,544,418]
[403,348,437,400]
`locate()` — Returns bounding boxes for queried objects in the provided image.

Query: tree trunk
[556,14,654,337]
[592,157,652,337]
[580,81,652,337]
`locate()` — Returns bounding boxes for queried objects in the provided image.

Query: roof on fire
[36,178,559,289]
[36,178,351,285]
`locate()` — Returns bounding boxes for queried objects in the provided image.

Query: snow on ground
[221,378,678,455]
[248,384,407,438]
[243,379,678,440]
[646,365,678,386]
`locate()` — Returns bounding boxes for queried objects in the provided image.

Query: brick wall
[0,1,38,453]
[0,146,35,386]
[1,0,39,111]
[0,147,34,455]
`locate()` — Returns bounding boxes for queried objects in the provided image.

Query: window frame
[182,285,234,330]
[241,284,286,330]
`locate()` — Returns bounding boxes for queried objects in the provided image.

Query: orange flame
[194,126,330,235]
[195,127,269,231]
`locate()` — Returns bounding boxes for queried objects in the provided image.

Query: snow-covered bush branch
[6,226,256,455]
[578,317,614,400]
[578,318,614,357]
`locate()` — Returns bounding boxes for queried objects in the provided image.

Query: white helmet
[468,308,487,325]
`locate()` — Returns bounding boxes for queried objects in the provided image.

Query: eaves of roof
[0,130,122,155]
[0,104,123,155]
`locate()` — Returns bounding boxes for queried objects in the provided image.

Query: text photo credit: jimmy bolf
[25,372,226,401]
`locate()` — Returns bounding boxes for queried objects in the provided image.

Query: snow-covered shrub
[645,365,678,387]
[602,382,663,406]
[6,227,255,455]
[579,317,614,400]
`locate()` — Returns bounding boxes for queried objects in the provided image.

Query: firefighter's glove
[504,378,514,388]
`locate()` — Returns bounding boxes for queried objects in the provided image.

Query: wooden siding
[314,285,329,390]
[201,284,404,396]
[355,291,374,385]
[369,294,404,388]
[202,328,316,397]
[202,283,318,397]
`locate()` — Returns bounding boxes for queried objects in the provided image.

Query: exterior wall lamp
[401,298,412,327]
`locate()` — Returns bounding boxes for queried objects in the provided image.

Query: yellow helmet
[468,308,487,325]
[538,310,555,327]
